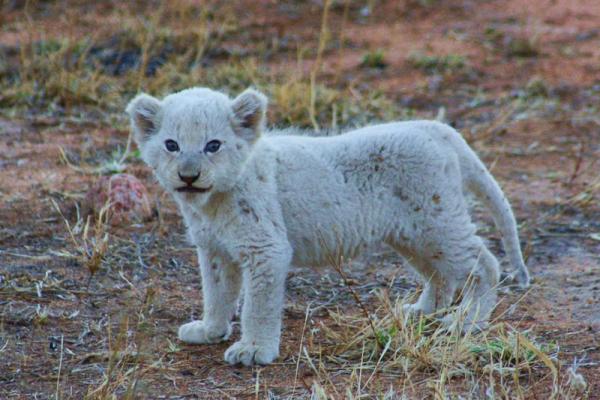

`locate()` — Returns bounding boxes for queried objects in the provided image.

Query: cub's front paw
[224,340,279,366]
[178,320,231,344]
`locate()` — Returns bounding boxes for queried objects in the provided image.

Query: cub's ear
[231,88,267,141]
[125,93,162,146]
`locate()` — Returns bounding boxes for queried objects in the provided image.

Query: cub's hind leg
[388,192,500,331]
[405,279,457,316]
[445,243,500,332]
[391,231,500,331]
[417,221,500,332]
[387,247,457,316]
[412,227,500,332]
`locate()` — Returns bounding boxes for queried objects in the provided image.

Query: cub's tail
[438,124,531,288]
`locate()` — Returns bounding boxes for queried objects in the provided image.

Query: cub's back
[264,120,456,167]
[257,121,458,266]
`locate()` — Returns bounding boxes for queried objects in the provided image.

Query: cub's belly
[281,193,388,267]
[287,224,368,267]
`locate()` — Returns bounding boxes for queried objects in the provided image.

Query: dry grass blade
[309,0,333,132]
[470,101,520,144]
[51,198,110,282]
[568,175,600,207]
[317,231,382,350]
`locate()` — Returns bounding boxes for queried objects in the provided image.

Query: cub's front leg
[224,242,292,366]
[178,249,241,344]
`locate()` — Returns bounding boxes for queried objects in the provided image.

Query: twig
[309,0,332,132]
[472,101,520,143]
[117,130,134,166]
[55,334,64,400]
[317,231,382,349]
[292,302,313,399]
[333,0,351,87]
[0,249,52,261]
[330,258,382,348]
[567,141,585,185]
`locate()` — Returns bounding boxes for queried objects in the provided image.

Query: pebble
[85,173,153,225]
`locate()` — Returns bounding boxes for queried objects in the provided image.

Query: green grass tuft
[408,52,467,73]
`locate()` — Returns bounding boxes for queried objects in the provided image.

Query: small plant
[416,0,438,6]
[469,328,558,368]
[523,76,549,99]
[361,49,387,69]
[506,35,540,58]
[33,304,49,326]
[483,26,504,43]
[408,52,467,73]
[309,289,562,396]
[166,338,181,354]
[51,199,110,284]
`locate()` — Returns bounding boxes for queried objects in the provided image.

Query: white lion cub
[126,87,530,366]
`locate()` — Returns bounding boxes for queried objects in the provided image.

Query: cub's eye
[204,140,221,153]
[165,139,179,152]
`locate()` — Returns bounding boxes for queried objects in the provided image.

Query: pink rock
[85,173,153,225]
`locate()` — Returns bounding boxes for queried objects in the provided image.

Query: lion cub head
[126,87,267,206]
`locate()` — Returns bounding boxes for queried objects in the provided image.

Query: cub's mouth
[175,186,212,193]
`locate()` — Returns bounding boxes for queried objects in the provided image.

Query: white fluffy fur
[126,87,530,366]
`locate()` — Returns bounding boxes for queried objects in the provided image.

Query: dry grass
[407,53,467,74]
[286,252,588,399]
[0,1,399,129]
[299,291,575,398]
[51,198,110,285]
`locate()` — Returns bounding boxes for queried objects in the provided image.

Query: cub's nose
[178,172,200,185]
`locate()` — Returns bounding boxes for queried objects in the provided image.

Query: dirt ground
[1,0,599,398]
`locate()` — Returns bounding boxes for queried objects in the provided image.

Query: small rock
[85,173,153,225]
